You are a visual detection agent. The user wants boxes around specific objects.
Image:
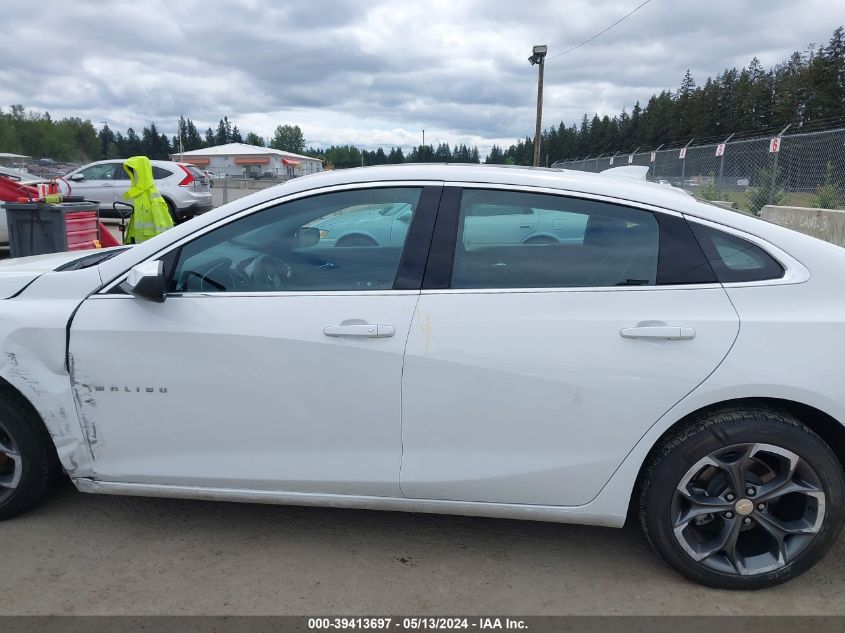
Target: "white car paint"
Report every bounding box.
[0,164,844,529]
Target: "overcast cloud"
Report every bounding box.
[0,0,842,155]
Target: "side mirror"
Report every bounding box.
[68,173,85,182]
[295,226,320,247]
[120,260,166,302]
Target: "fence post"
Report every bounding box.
[222,175,228,205]
[680,138,694,186]
[650,144,663,179]
[717,133,735,193]
[769,124,791,205]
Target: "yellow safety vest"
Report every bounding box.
[122,155,174,244]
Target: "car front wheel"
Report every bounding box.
[0,391,57,520]
[639,407,845,589]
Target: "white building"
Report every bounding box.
[171,143,322,179]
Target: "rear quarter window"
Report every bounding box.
[688,222,784,283]
[152,166,173,180]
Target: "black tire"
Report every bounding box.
[164,199,180,224]
[523,236,557,245]
[0,390,58,520]
[639,407,845,589]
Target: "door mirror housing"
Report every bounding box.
[120,260,166,302]
[295,226,321,247]
[68,173,85,182]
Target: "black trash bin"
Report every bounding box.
[5,201,100,258]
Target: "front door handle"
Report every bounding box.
[323,324,395,338]
[620,325,696,340]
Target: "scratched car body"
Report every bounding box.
[0,163,843,590]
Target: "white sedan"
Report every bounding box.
[0,164,842,590]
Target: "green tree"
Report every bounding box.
[485,145,505,164]
[747,166,784,215]
[814,162,843,209]
[270,124,305,153]
[215,117,232,145]
[98,124,116,159]
[244,131,265,146]
[185,119,203,150]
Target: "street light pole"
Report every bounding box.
[529,45,547,167]
[422,129,425,162]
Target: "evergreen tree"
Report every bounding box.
[244,131,265,146]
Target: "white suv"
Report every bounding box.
[62,159,213,222]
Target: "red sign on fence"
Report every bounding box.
[769,137,781,153]
[716,143,726,157]
[679,147,687,159]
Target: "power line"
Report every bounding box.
[546,0,653,62]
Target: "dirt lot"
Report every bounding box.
[0,480,843,615]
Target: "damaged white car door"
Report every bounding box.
[67,186,430,496]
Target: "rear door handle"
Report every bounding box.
[620,326,696,340]
[323,324,395,338]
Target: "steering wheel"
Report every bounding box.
[248,255,293,291]
[184,257,252,292]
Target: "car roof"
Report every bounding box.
[256,163,698,213]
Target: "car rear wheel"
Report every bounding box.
[639,407,844,589]
[165,199,179,224]
[0,391,58,520]
[335,235,377,247]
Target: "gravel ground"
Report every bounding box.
[0,480,843,615]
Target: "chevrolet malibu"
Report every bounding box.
[0,164,842,590]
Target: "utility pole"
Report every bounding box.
[178,116,184,162]
[529,45,547,167]
[422,129,425,162]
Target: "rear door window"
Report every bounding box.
[451,190,660,288]
[688,222,784,283]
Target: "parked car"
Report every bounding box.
[0,164,843,590]
[307,201,588,248]
[61,159,213,222]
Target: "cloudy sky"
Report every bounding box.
[0,0,842,155]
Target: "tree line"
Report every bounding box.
[308,143,482,169]
[0,109,312,163]
[491,26,845,165]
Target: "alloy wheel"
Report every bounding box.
[0,419,23,504]
[672,443,825,576]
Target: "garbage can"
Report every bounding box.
[5,201,101,258]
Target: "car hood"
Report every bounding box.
[0,250,108,298]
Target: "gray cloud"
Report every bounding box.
[0,0,842,156]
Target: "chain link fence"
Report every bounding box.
[553,127,845,214]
